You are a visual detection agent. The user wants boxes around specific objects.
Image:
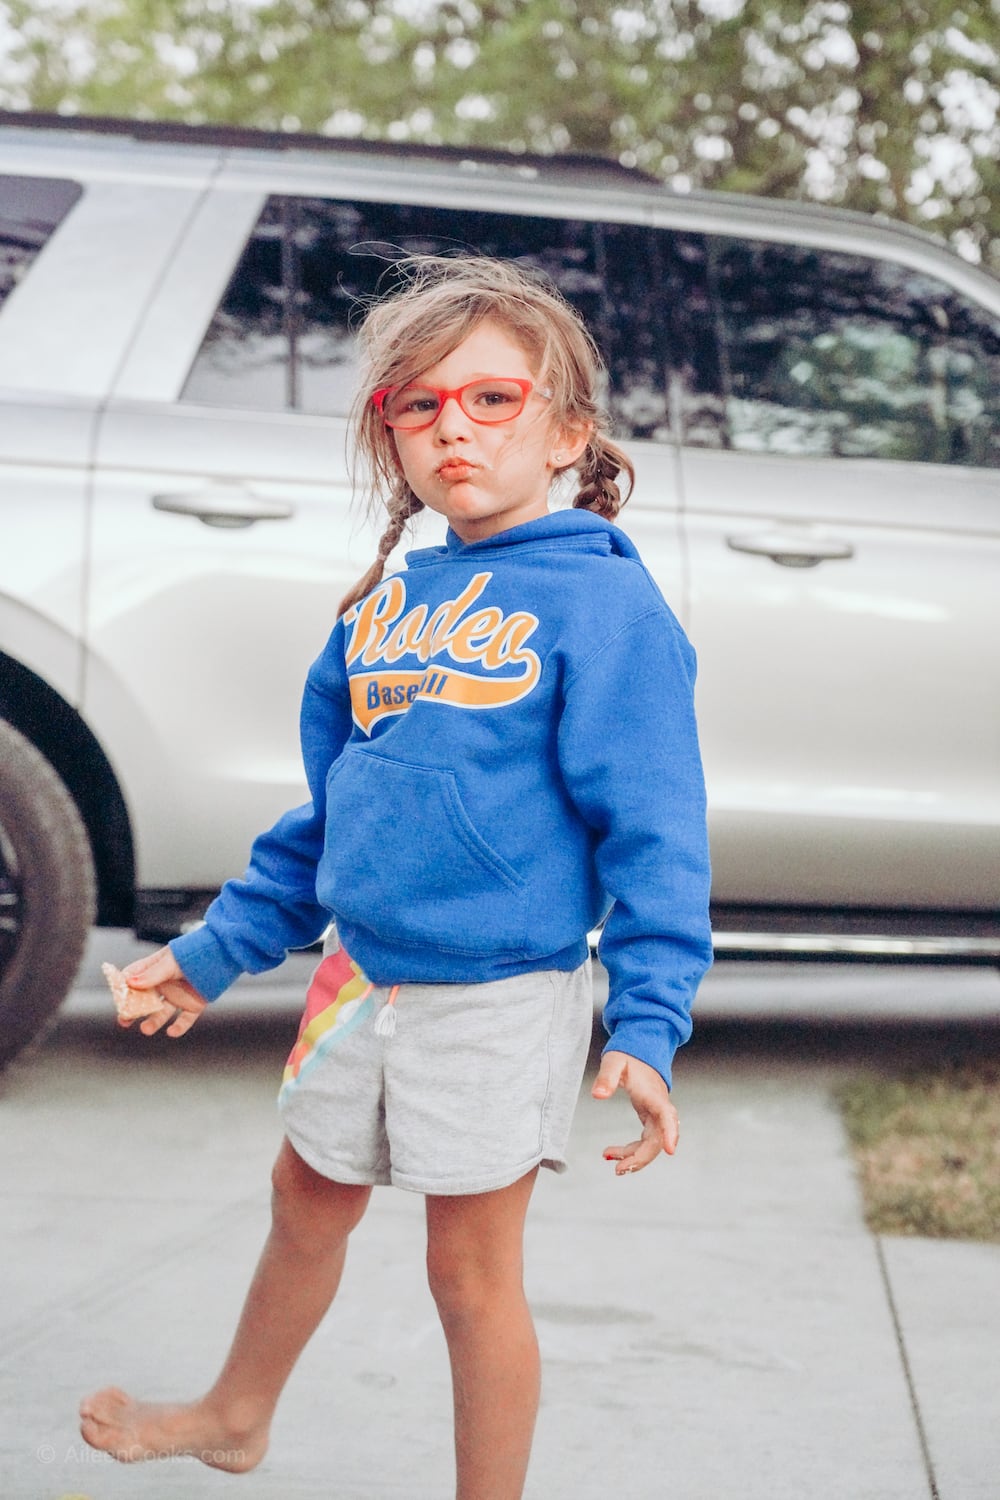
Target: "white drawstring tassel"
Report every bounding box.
[374,1004,397,1038]
[374,984,400,1038]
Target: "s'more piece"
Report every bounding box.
[101,961,167,1021]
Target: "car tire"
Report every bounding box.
[0,719,96,1069]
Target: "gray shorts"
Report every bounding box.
[277,942,594,1196]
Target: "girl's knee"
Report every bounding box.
[427,1259,484,1329]
[427,1264,530,1342]
[270,1141,370,1240]
[426,1236,525,1328]
[425,1175,535,1322]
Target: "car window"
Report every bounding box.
[180,197,667,441]
[696,239,1000,468]
[645,229,719,446]
[0,174,82,312]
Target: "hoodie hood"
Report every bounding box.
[405,508,643,568]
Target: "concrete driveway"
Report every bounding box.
[1,934,998,1500]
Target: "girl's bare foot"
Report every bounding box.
[78,1386,269,1471]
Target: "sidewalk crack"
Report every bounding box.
[875,1234,940,1500]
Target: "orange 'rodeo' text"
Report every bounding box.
[343,573,541,733]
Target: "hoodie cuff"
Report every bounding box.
[602,1018,684,1091]
[169,925,245,1002]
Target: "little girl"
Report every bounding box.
[80,254,713,1499]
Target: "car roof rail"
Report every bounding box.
[0,108,658,186]
[4,109,994,283]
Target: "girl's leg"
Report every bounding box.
[425,1167,540,1500]
[79,1138,371,1471]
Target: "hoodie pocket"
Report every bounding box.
[319,750,528,958]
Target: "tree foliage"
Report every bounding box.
[2,0,998,268]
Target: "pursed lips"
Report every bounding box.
[435,458,479,480]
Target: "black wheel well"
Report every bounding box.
[0,654,135,926]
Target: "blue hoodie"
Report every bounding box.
[170,510,712,1086]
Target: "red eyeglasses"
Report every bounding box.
[372,377,538,431]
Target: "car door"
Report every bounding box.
[86,183,386,894]
[85,171,682,896]
[669,231,1000,911]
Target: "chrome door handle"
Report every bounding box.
[726,531,854,568]
[152,488,295,529]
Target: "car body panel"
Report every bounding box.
[685,475,999,906]
[0,117,996,925]
[0,390,97,701]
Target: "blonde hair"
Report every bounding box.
[339,254,635,617]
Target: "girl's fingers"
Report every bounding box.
[591,1053,627,1098]
[594,1052,678,1171]
[603,1113,677,1173]
[122,947,183,988]
[138,1004,178,1036]
[165,1009,202,1039]
[656,1107,680,1155]
[602,1137,653,1174]
[109,949,206,1039]
[134,986,207,1038]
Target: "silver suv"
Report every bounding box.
[2,112,998,1067]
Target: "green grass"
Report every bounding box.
[835,1061,1000,1242]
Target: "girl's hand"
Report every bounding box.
[119,948,208,1038]
[592,1051,679,1174]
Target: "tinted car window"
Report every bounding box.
[647,229,720,446]
[0,175,82,311]
[181,198,668,441]
[698,240,1000,468]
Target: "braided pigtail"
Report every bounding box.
[337,483,424,619]
[573,435,635,521]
